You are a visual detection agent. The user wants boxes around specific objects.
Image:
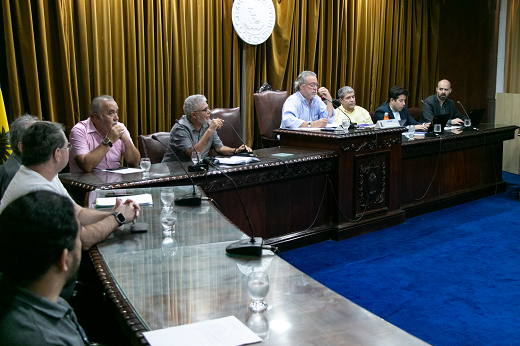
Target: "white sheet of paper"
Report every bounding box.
[143,316,262,346]
[102,168,144,174]
[216,156,260,165]
[95,194,153,207]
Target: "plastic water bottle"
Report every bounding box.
[384,112,389,120]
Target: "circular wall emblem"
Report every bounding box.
[232,0,275,45]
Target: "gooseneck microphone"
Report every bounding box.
[220,119,256,157]
[457,101,470,118]
[202,158,264,256]
[151,135,201,206]
[174,120,208,172]
[321,96,356,128]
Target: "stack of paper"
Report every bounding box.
[95,194,153,207]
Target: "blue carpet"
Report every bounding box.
[284,172,520,346]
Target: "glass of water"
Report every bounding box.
[464,118,472,127]
[191,151,200,165]
[140,158,151,175]
[160,207,177,234]
[342,118,350,131]
[434,124,442,133]
[160,187,174,210]
[408,125,415,139]
[247,272,269,312]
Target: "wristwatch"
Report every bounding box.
[308,121,312,127]
[111,212,125,226]
[102,137,113,147]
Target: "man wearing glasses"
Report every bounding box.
[281,70,335,129]
[162,94,251,163]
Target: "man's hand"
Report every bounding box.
[317,87,332,101]
[415,123,430,131]
[108,124,125,143]
[209,118,224,132]
[451,118,464,126]
[114,198,140,223]
[312,118,329,128]
[235,144,252,154]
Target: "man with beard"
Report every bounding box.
[69,95,141,172]
[281,71,335,129]
[162,94,251,163]
[421,79,464,126]
[0,191,90,345]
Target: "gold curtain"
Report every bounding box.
[1,0,439,147]
[1,0,241,143]
[504,0,520,93]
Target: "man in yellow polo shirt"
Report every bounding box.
[334,86,372,125]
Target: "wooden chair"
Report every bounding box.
[254,90,288,148]
[137,132,170,164]
[408,107,423,122]
[210,107,242,155]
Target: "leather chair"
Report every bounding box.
[137,132,170,164]
[408,107,423,122]
[210,107,243,151]
[254,90,288,148]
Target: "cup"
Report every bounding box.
[434,124,442,133]
[408,125,415,139]
[342,118,350,129]
[191,151,200,165]
[160,187,175,209]
[247,272,269,312]
[140,158,151,175]
[464,118,471,127]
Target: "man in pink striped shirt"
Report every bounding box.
[69,95,140,173]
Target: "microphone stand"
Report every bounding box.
[220,119,256,157]
[321,97,357,129]
[203,158,266,256]
[151,135,202,206]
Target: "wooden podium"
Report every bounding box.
[275,127,406,240]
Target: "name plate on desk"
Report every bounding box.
[375,119,401,129]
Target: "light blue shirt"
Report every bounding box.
[281,91,334,129]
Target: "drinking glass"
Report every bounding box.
[434,124,442,133]
[140,158,151,175]
[408,125,415,139]
[246,311,269,340]
[191,151,200,165]
[464,118,472,127]
[342,118,350,130]
[160,187,175,209]
[160,207,177,234]
[247,272,269,312]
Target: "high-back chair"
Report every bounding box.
[137,132,170,164]
[209,107,242,155]
[254,90,288,148]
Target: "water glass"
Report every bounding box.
[342,118,350,129]
[434,124,442,133]
[140,158,151,174]
[464,118,472,127]
[160,187,175,209]
[246,311,269,340]
[160,207,177,234]
[191,151,200,165]
[408,125,415,139]
[247,272,269,312]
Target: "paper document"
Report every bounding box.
[102,167,144,174]
[143,315,262,346]
[216,156,260,165]
[95,194,153,207]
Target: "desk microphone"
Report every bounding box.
[321,96,356,128]
[174,120,208,172]
[203,158,269,256]
[220,119,256,157]
[151,135,201,206]
[457,101,470,118]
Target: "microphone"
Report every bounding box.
[174,120,208,172]
[203,158,263,256]
[151,135,201,207]
[457,101,470,118]
[321,96,356,128]
[220,119,256,157]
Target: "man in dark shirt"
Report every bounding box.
[421,79,464,125]
[0,191,89,345]
[374,86,429,131]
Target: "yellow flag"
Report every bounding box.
[0,85,10,164]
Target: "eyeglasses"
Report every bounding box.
[61,143,72,151]
[195,107,210,113]
[307,82,320,89]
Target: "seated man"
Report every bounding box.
[422,79,464,126]
[0,191,89,345]
[0,121,140,250]
[69,95,140,172]
[374,86,429,131]
[334,86,372,124]
[0,114,39,199]
[281,71,335,129]
[162,94,251,162]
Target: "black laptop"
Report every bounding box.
[425,113,449,134]
[468,108,486,127]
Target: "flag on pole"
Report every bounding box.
[0,85,10,164]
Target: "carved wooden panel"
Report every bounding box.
[354,152,389,216]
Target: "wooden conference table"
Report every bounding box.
[88,186,430,346]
